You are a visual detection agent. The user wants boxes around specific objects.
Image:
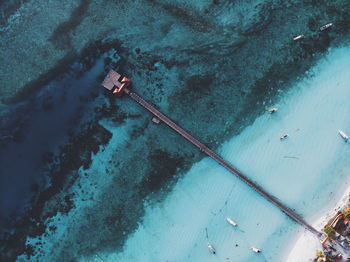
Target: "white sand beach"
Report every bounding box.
[286,181,350,262]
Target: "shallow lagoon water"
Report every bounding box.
[2,1,350,261]
[9,45,350,262]
[96,46,350,262]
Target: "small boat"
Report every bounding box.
[320,23,333,31]
[268,107,278,113]
[226,217,238,227]
[207,243,216,254]
[280,134,289,140]
[293,34,304,41]
[151,117,160,124]
[251,247,261,253]
[338,130,349,142]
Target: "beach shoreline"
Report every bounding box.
[286,180,350,262]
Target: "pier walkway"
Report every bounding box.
[102,71,321,237]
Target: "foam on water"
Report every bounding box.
[93,46,350,262]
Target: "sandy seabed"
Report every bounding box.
[14,44,350,262]
[74,47,350,261]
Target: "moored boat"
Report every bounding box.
[226,217,238,227]
[207,243,216,254]
[280,134,289,140]
[268,107,278,113]
[293,34,304,41]
[320,23,333,31]
[338,130,349,142]
[251,247,262,253]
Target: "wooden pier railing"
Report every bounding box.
[102,71,321,237]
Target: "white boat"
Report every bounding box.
[251,247,261,253]
[268,107,278,113]
[293,34,304,41]
[320,23,333,31]
[338,130,349,142]
[151,117,160,124]
[207,243,216,254]
[280,134,289,140]
[226,217,238,227]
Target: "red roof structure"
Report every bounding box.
[102,70,130,96]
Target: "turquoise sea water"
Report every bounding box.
[89,46,350,262]
[11,45,350,262]
[1,1,350,262]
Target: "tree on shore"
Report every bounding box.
[316,249,325,258]
[343,207,350,218]
[324,225,336,238]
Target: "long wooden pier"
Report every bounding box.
[102,71,321,237]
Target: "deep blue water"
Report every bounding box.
[1,1,350,261]
[0,62,102,228]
